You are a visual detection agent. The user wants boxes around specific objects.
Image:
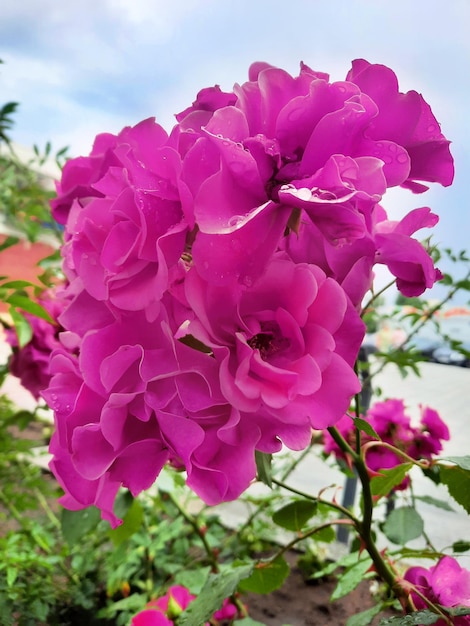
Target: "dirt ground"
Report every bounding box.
[243,553,397,626]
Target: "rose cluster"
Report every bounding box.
[131,585,237,625]
[44,59,453,526]
[405,557,470,624]
[323,398,450,488]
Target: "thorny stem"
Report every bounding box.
[271,477,358,523]
[327,425,414,612]
[361,440,430,470]
[167,493,249,621]
[271,519,354,562]
[167,491,219,573]
[361,279,396,314]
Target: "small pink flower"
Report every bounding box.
[323,399,449,492]
[6,290,66,400]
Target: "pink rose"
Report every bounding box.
[405,557,470,624]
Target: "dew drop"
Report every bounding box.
[396,152,409,164]
[228,215,244,228]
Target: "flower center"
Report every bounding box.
[247,321,291,361]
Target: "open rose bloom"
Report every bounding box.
[43,59,453,526]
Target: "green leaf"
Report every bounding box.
[314,525,336,543]
[6,567,17,588]
[331,556,373,601]
[450,607,470,617]
[370,464,412,498]
[354,417,381,440]
[7,294,54,322]
[311,550,369,580]
[383,507,424,545]
[378,610,440,625]
[346,604,383,626]
[272,500,318,531]
[173,567,211,595]
[440,466,470,513]
[413,495,454,511]
[61,506,102,545]
[108,498,144,546]
[9,307,32,347]
[452,540,470,553]
[0,236,19,252]
[178,562,253,625]
[113,490,135,519]
[0,280,38,290]
[234,619,267,626]
[255,451,272,488]
[238,556,289,595]
[97,593,147,618]
[443,455,470,471]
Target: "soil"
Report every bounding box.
[243,558,397,625]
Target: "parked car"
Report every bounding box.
[407,329,443,362]
[433,340,470,367]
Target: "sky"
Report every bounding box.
[1,0,469,301]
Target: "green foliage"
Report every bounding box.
[0,100,19,144]
[272,500,318,531]
[255,450,273,487]
[378,611,441,625]
[354,416,381,440]
[0,152,63,242]
[238,555,289,594]
[330,556,374,601]
[178,563,253,625]
[346,604,383,626]
[382,507,424,545]
[440,465,470,514]
[370,464,412,498]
